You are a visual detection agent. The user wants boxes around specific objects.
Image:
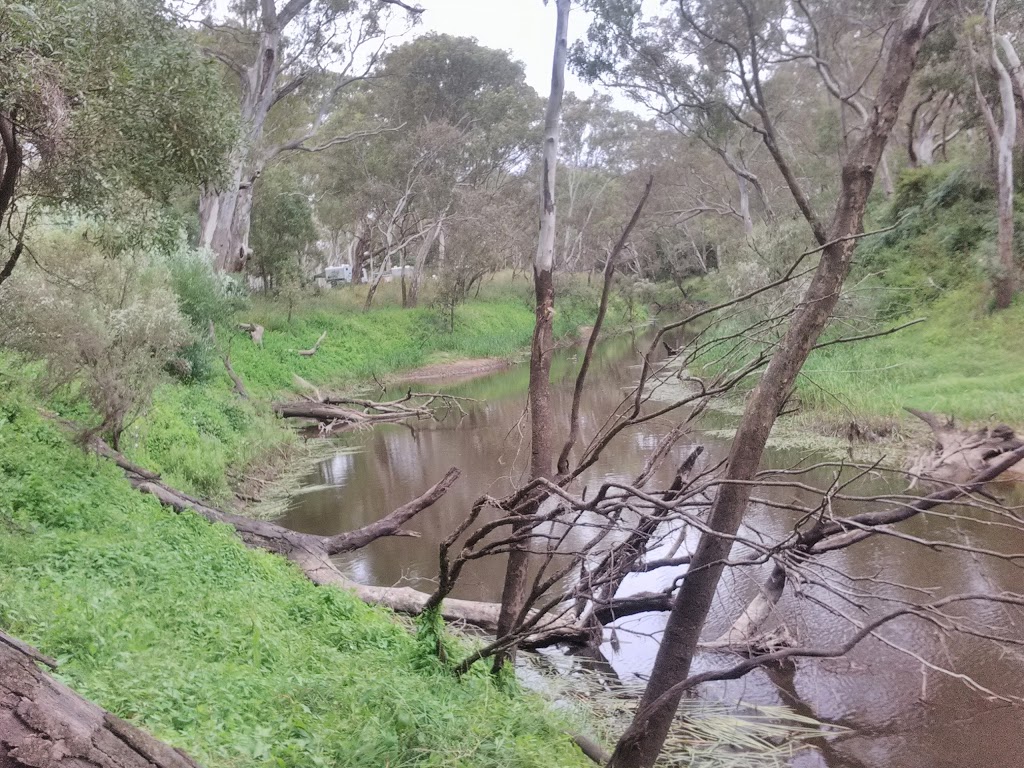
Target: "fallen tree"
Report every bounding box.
[907,408,1024,484]
[0,631,201,768]
[273,387,473,435]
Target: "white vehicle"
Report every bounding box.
[324,264,353,284]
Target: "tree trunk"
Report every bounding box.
[0,633,202,768]
[608,3,933,765]
[200,5,292,273]
[990,17,1018,309]
[737,174,754,237]
[491,0,570,673]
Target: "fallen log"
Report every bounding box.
[906,408,1024,485]
[0,631,202,767]
[297,331,327,357]
[273,389,472,435]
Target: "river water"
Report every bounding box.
[277,331,1024,767]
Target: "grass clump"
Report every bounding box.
[0,393,589,768]
[797,288,1024,423]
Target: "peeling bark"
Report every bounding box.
[0,632,201,767]
[492,0,571,671]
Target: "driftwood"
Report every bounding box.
[86,437,524,631]
[906,408,1024,485]
[297,331,327,357]
[237,323,264,346]
[274,387,472,435]
[0,631,202,767]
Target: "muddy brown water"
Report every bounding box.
[277,331,1024,768]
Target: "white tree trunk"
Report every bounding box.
[492,0,571,670]
[200,5,292,273]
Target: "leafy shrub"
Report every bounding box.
[0,234,188,449]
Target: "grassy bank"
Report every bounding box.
[681,161,1024,437]
[0,390,590,767]
[797,288,1024,425]
[122,276,638,500]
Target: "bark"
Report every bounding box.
[492,0,570,672]
[987,5,1018,309]
[0,632,202,767]
[199,1,306,272]
[906,408,1024,484]
[608,3,934,765]
[0,111,25,289]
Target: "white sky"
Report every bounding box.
[414,0,593,98]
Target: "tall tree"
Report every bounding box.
[194,0,419,273]
[492,0,571,673]
[969,0,1018,309]
[574,0,937,764]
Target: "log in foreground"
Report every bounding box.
[0,631,201,767]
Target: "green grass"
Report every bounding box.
[0,394,589,767]
[797,288,1024,424]
[109,278,638,500]
[231,279,636,395]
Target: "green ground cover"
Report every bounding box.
[0,393,589,767]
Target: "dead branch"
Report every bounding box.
[297,330,327,357]
[906,409,1024,484]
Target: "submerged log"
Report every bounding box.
[0,632,201,767]
[906,408,1024,485]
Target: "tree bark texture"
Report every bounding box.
[199,3,294,273]
[988,3,1018,309]
[608,3,934,765]
[0,633,202,768]
[492,0,570,670]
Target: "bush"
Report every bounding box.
[0,233,189,449]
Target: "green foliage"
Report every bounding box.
[124,381,286,501]
[797,288,1024,422]
[249,167,319,292]
[228,280,638,395]
[168,247,247,330]
[0,0,236,232]
[0,398,588,767]
[859,162,995,319]
[0,231,189,449]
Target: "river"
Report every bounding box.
[276,330,1024,768]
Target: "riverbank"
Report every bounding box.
[0,282,641,766]
[0,390,592,767]
[125,280,639,502]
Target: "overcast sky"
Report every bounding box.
[414,0,593,98]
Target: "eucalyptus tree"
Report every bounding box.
[0,0,235,289]
[192,0,420,273]
[490,0,572,673]
[310,33,541,305]
[967,0,1021,309]
[576,0,937,764]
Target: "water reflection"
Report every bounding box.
[276,331,1024,768]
